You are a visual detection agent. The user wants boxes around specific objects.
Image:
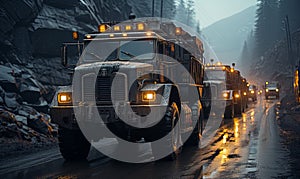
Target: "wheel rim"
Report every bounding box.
[171,112,182,153]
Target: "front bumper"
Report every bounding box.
[266,91,279,97]
[50,104,167,130]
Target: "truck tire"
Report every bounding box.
[203,105,211,119]
[234,102,242,117]
[58,127,91,161]
[186,108,203,146]
[224,105,234,119]
[152,102,182,161]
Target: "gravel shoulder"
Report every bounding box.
[279,94,300,178]
[0,137,58,161]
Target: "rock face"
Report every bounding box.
[0,0,132,142]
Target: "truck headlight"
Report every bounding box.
[223,92,229,99]
[142,91,156,101]
[276,89,279,92]
[234,94,240,98]
[58,92,72,105]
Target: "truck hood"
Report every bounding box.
[204,80,225,85]
[75,61,153,72]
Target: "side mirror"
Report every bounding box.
[61,45,68,67]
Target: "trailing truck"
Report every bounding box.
[202,62,248,119]
[50,18,205,161]
[248,84,258,102]
[202,63,234,119]
[264,81,280,99]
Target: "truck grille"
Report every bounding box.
[95,73,127,104]
[96,76,112,102]
[111,73,127,102]
[82,74,96,102]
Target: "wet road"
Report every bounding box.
[0,96,293,178]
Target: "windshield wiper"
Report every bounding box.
[121,50,136,58]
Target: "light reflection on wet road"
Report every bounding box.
[0,97,293,178]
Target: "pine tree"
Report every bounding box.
[126,0,176,19]
[186,0,196,27]
[163,0,176,19]
[175,0,196,28]
[279,0,300,33]
[254,0,281,58]
[175,0,187,24]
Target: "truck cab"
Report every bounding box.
[203,63,236,119]
[265,81,280,99]
[248,84,257,101]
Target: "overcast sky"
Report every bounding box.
[195,0,257,28]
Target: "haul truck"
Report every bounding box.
[202,62,248,119]
[50,18,205,161]
[265,81,280,99]
[202,63,235,119]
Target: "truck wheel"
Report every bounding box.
[203,105,211,119]
[224,105,234,119]
[186,108,204,146]
[58,127,91,161]
[234,102,242,117]
[152,102,182,161]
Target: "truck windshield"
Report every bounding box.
[249,85,256,90]
[205,70,226,80]
[82,39,155,62]
[266,83,277,88]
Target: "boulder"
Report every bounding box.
[19,84,41,104]
[3,123,20,138]
[19,105,38,116]
[44,0,79,9]
[27,114,52,135]
[0,86,4,104]
[0,0,43,44]
[26,97,49,113]
[4,93,20,110]
[0,65,17,93]
[0,109,17,124]
[15,115,28,125]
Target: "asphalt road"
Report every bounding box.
[0,96,293,178]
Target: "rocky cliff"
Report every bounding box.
[0,0,132,149]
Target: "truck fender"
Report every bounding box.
[140,84,181,112]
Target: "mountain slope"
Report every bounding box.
[202,6,256,65]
